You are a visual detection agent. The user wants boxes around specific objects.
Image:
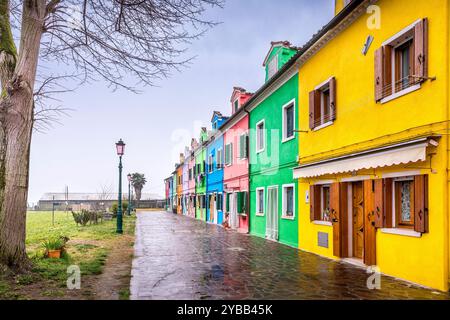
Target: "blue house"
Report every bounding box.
[206,111,228,225]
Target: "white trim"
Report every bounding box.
[281,99,296,143]
[381,170,421,179]
[380,84,421,104]
[340,175,372,182]
[312,120,334,131]
[255,119,266,153]
[255,187,265,216]
[312,220,332,226]
[314,76,335,90]
[281,183,296,220]
[380,228,422,238]
[314,180,335,185]
[381,18,423,46]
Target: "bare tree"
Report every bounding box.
[0,0,223,270]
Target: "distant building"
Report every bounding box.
[37,192,162,211]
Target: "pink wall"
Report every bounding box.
[223,113,249,233]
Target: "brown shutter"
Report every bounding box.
[414,175,429,233]
[383,178,393,228]
[309,91,316,129]
[374,47,383,101]
[414,18,428,81]
[329,182,348,258]
[309,185,321,221]
[374,179,384,228]
[363,180,377,266]
[383,45,393,97]
[329,77,337,121]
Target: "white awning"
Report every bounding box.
[293,138,436,179]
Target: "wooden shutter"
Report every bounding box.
[374,47,383,101]
[330,183,348,258]
[329,77,337,121]
[309,185,321,221]
[309,91,316,129]
[373,178,393,228]
[414,175,429,233]
[244,134,249,159]
[239,135,244,159]
[242,191,248,214]
[230,143,233,165]
[414,18,428,81]
[383,45,393,97]
[363,180,377,266]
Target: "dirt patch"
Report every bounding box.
[92,234,134,300]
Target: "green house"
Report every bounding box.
[195,127,208,221]
[247,41,299,248]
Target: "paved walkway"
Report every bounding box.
[130,211,449,300]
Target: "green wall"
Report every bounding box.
[195,147,207,221]
[249,74,299,248]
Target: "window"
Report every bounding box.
[394,178,415,228]
[217,193,223,211]
[256,120,265,152]
[309,77,336,130]
[216,148,223,169]
[282,100,295,141]
[234,100,239,113]
[282,184,295,219]
[321,185,331,221]
[310,184,332,222]
[267,54,278,79]
[208,154,214,173]
[201,195,206,209]
[225,143,233,166]
[239,134,249,159]
[256,188,265,215]
[375,18,428,102]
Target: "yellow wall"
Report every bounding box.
[297,0,450,290]
[334,0,345,15]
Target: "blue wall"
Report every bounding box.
[206,134,224,225]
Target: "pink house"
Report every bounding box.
[187,138,198,218]
[223,87,253,233]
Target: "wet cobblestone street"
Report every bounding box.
[130,211,450,300]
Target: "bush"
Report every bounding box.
[72,210,102,226]
[110,202,128,217]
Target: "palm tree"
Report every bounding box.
[131,173,147,207]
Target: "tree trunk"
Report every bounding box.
[0,0,46,270]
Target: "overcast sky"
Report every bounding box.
[28,0,333,205]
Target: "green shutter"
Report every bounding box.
[237,192,243,214]
[230,143,233,164]
[239,135,244,159]
[226,193,230,212]
[244,135,249,159]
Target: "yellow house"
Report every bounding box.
[291,0,450,291]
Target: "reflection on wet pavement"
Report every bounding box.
[130,211,450,300]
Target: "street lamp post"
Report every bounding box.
[127,173,132,216]
[115,139,125,234]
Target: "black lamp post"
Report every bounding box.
[127,173,132,216]
[115,139,125,234]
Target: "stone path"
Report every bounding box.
[130,211,449,300]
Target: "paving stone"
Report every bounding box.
[130,211,450,300]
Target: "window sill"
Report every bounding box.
[312,220,332,226]
[281,215,295,220]
[256,148,265,154]
[282,135,295,143]
[380,228,422,238]
[312,121,334,132]
[256,213,265,217]
[380,84,421,104]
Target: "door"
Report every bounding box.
[213,193,218,224]
[265,187,279,241]
[352,182,364,259]
[209,194,215,223]
[229,193,239,229]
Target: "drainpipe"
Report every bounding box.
[244,107,251,234]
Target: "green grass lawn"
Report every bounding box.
[0,211,135,300]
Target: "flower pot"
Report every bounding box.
[47,249,61,259]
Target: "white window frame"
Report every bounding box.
[320,184,331,222]
[255,187,265,216]
[239,133,248,159]
[208,154,214,173]
[281,183,295,220]
[391,176,415,229]
[256,119,266,154]
[216,148,223,170]
[233,99,239,113]
[282,99,296,143]
[267,54,279,79]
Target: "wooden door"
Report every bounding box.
[352,182,364,259]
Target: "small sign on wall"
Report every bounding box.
[305,190,309,204]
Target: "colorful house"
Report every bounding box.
[171,170,177,213]
[223,87,253,233]
[206,111,229,225]
[187,139,198,218]
[164,176,172,212]
[291,0,449,291]
[182,148,190,215]
[195,128,208,221]
[246,41,300,248]
[176,160,183,214]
